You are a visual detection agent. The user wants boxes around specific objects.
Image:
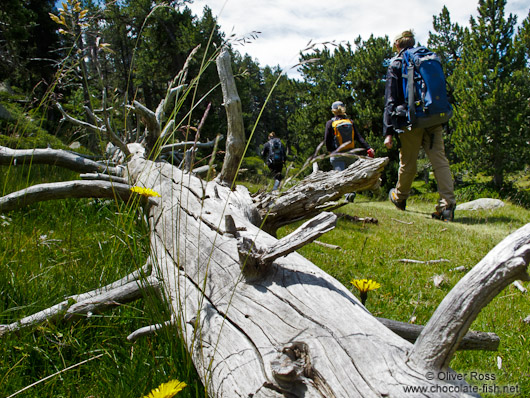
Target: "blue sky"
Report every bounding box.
[187,0,529,79]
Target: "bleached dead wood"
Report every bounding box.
[397,258,450,264]
[215,47,245,185]
[127,319,175,342]
[376,318,500,351]
[512,280,527,293]
[314,240,341,250]
[4,143,520,396]
[238,212,337,281]
[0,265,159,336]
[253,156,387,236]
[391,217,413,224]
[0,180,136,212]
[160,136,222,153]
[0,145,122,175]
[80,173,129,184]
[125,151,517,397]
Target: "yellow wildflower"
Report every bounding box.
[130,186,161,198]
[350,279,380,305]
[143,380,187,398]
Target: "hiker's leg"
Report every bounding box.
[396,127,422,200]
[271,166,284,191]
[330,156,346,171]
[424,125,455,212]
[331,155,357,202]
[343,155,357,169]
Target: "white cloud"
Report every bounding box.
[186,0,529,78]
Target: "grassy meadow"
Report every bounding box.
[278,191,530,398]
[1,161,529,398]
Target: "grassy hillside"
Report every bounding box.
[1,159,529,397]
[0,165,203,398]
[279,193,529,397]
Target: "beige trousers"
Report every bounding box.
[396,124,455,212]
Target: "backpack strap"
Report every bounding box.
[403,50,417,126]
[406,63,416,126]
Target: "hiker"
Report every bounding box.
[324,100,374,202]
[261,132,287,191]
[383,30,456,221]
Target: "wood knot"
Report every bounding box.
[237,237,268,282]
[225,215,238,237]
[224,215,247,238]
[271,341,313,386]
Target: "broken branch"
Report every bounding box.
[0,146,123,175]
[0,180,138,212]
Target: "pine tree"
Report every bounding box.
[428,6,465,78]
[289,38,390,166]
[450,0,528,188]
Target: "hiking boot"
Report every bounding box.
[345,192,357,203]
[388,188,406,211]
[431,205,455,222]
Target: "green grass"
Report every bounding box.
[1,163,529,397]
[0,166,204,398]
[278,194,529,398]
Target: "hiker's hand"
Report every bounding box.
[384,135,393,149]
[366,148,375,158]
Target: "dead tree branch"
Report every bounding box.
[215,47,245,185]
[159,136,222,154]
[80,173,129,184]
[129,100,161,149]
[0,180,139,212]
[0,264,158,336]
[254,157,388,235]
[376,317,500,351]
[0,145,123,175]
[102,88,131,157]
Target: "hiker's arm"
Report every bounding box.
[353,121,371,150]
[324,120,335,153]
[383,61,402,138]
[384,135,393,149]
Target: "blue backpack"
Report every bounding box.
[401,46,453,129]
[268,138,284,166]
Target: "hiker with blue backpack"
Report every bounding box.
[383,30,456,221]
[325,100,374,202]
[261,132,287,191]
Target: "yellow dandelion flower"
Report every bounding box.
[350,279,380,305]
[130,186,161,198]
[143,380,187,398]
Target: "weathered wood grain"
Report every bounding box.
[127,154,490,397]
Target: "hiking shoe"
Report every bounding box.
[388,188,406,211]
[345,192,357,203]
[431,205,455,222]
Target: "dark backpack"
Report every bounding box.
[331,118,355,151]
[400,46,453,129]
[268,138,284,166]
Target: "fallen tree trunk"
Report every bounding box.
[123,147,529,397]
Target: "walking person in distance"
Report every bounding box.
[383,30,456,221]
